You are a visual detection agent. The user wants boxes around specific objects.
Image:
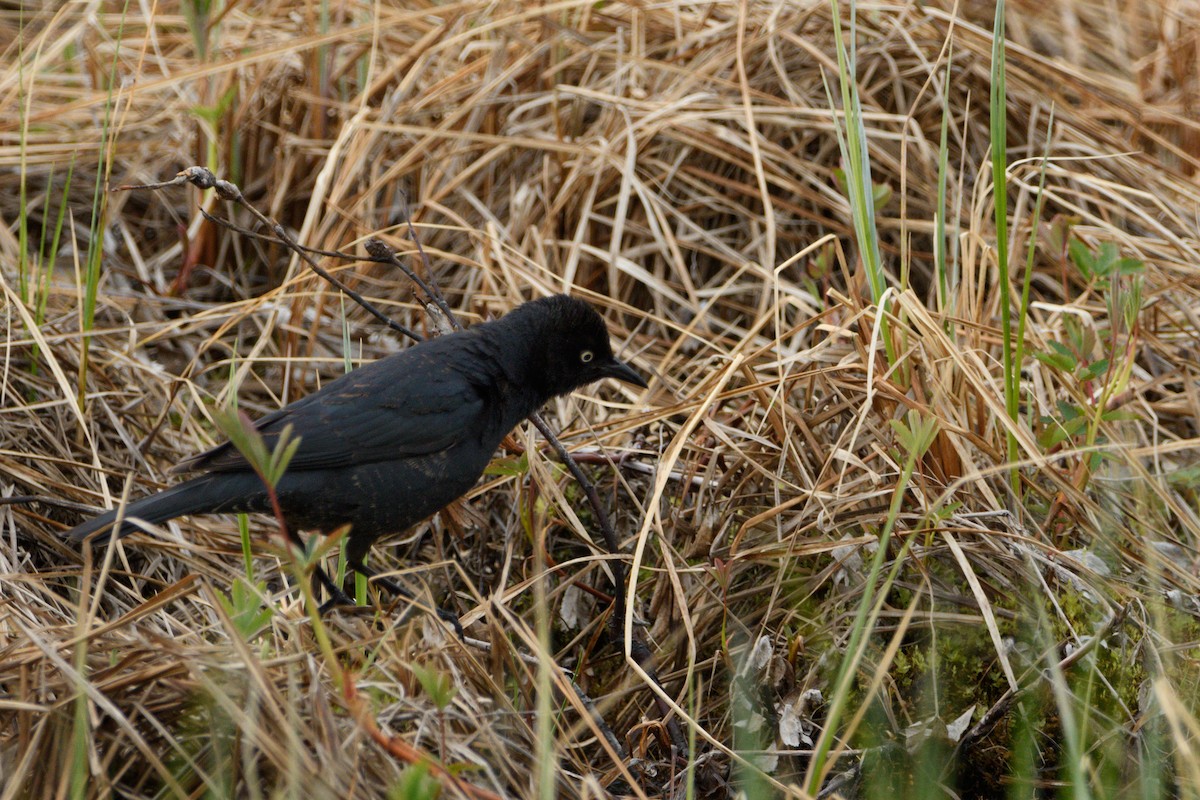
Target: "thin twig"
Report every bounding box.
[136,168,420,343]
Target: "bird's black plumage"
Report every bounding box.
[65,295,646,608]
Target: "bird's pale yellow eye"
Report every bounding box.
[580,350,594,363]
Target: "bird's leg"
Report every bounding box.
[281,524,354,611]
[348,557,464,640]
[314,565,356,612]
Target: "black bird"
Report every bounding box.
[65,294,646,623]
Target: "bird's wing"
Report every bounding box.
[177,349,486,473]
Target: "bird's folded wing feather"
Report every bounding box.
[176,355,485,473]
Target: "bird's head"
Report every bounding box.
[507,295,647,399]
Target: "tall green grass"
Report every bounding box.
[77,1,133,405]
[823,0,895,365]
[934,42,956,328]
[803,411,939,794]
[989,0,1021,493]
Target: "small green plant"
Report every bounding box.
[208,404,346,690]
[335,300,369,604]
[205,407,300,641]
[729,638,775,798]
[412,663,458,711]
[76,15,126,405]
[209,407,301,508]
[183,0,217,60]
[164,690,238,798]
[802,241,837,300]
[824,0,895,366]
[804,410,938,794]
[188,85,238,173]
[1034,238,1143,471]
[1068,240,1145,289]
[412,662,458,765]
[387,761,442,800]
[21,159,76,382]
[216,577,273,641]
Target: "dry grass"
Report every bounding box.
[4,0,1200,797]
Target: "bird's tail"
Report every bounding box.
[64,475,263,545]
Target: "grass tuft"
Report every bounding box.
[4,1,1200,797]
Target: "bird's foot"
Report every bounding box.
[377,578,464,642]
[433,605,465,641]
[310,563,357,613]
[352,567,465,641]
[317,585,356,614]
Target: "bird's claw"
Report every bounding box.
[435,606,465,641]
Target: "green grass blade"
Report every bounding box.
[990,0,1019,493]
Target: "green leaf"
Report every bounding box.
[1045,215,1080,256]
[1039,425,1071,450]
[1092,241,1120,276]
[483,454,528,477]
[411,663,457,711]
[210,406,301,490]
[387,761,441,800]
[1167,464,1200,489]
[1034,350,1075,373]
[265,423,301,484]
[1035,340,1078,373]
[1055,400,1084,421]
[889,410,939,459]
[1068,238,1094,278]
[211,406,269,473]
[832,167,849,196]
[217,578,273,640]
[871,181,892,208]
[1047,339,1075,359]
[1114,257,1145,276]
[1077,359,1109,381]
[188,86,238,126]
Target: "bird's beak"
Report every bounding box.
[602,358,648,388]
